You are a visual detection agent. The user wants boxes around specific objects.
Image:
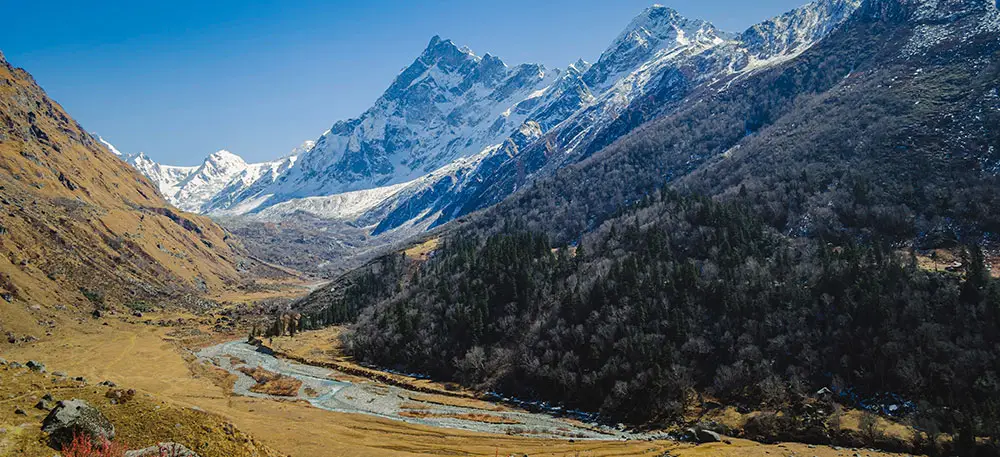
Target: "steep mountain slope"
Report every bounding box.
[250,0,860,237]
[293,0,1000,451]
[258,38,560,201]
[120,1,861,257]
[418,0,862,234]
[0,51,253,339]
[462,0,1000,245]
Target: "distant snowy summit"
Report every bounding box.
[100,0,863,235]
[95,134,309,213]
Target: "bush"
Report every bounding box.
[124,301,153,313]
[62,434,128,457]
[859,411,884,444]
[79,288,105,306]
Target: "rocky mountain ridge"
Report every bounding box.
[125,0,865,257]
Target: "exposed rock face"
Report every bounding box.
[690,428,722,443]
[125,443,200,457]
[41,399,115,449]
[268,312,302,337]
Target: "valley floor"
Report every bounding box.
[0,316,919,457]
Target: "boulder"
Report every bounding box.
[26,360,46,372]
[35,399,54,410]
[105,389,136,404]
[125,443,200,457]
[41,399,115,449]
[684,427,722,444]
[695,428,722,443]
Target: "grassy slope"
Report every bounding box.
[0,51,263,339]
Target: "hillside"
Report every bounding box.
[0,50,258,342]
[292,0,1000,454]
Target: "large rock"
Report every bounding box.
[685,427,722,444]
[125,443,200,457]
[41,399,115,449]
[695,428,722,443]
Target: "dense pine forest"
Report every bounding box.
[301,190,999,453]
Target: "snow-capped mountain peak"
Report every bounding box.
[94,134,306,213]
[256,36,564,208]
[289,140,316,157]
[111,0,869,242]
[197,149,247,176]
[583,5,724,92]
[740,0,862,60]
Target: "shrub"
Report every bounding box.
[859,411,884,444]
[80,288,105,306]
[62,434,128,457]
[125,301,153,313]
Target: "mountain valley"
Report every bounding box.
[2,0,1000,456]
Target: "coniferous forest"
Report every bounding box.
[297,189,999,454]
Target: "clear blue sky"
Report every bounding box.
[1,0,808,165]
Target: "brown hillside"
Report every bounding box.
[0,50,254,338]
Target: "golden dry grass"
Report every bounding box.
[398,401,430,411]
[0,365,283,457]
[397,411,523,425]
[268,327,481,400]
[405,392,509,412]
[237,366,303,397]
[671,438,914,457]
[908,248,1000,279]
[0,318,924,457]
[839,409,916,442]
[403,237,440,261]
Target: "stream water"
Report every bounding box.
[197,341,636,440]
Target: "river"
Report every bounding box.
[197,340,642,440]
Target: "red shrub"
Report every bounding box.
[62,433,128,457]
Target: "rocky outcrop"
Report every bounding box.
[125,443,200,457]
[687,427,723,443]
[41,399,115,449]
[267,312,302,337]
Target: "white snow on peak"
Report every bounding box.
[94,134,124,157]
[250,37,564,207]
[116,0,865,235]
[98,135,308,213]
[581,5,725,94]
[289,140,316,156]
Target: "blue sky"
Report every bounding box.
[2,0,808,165]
